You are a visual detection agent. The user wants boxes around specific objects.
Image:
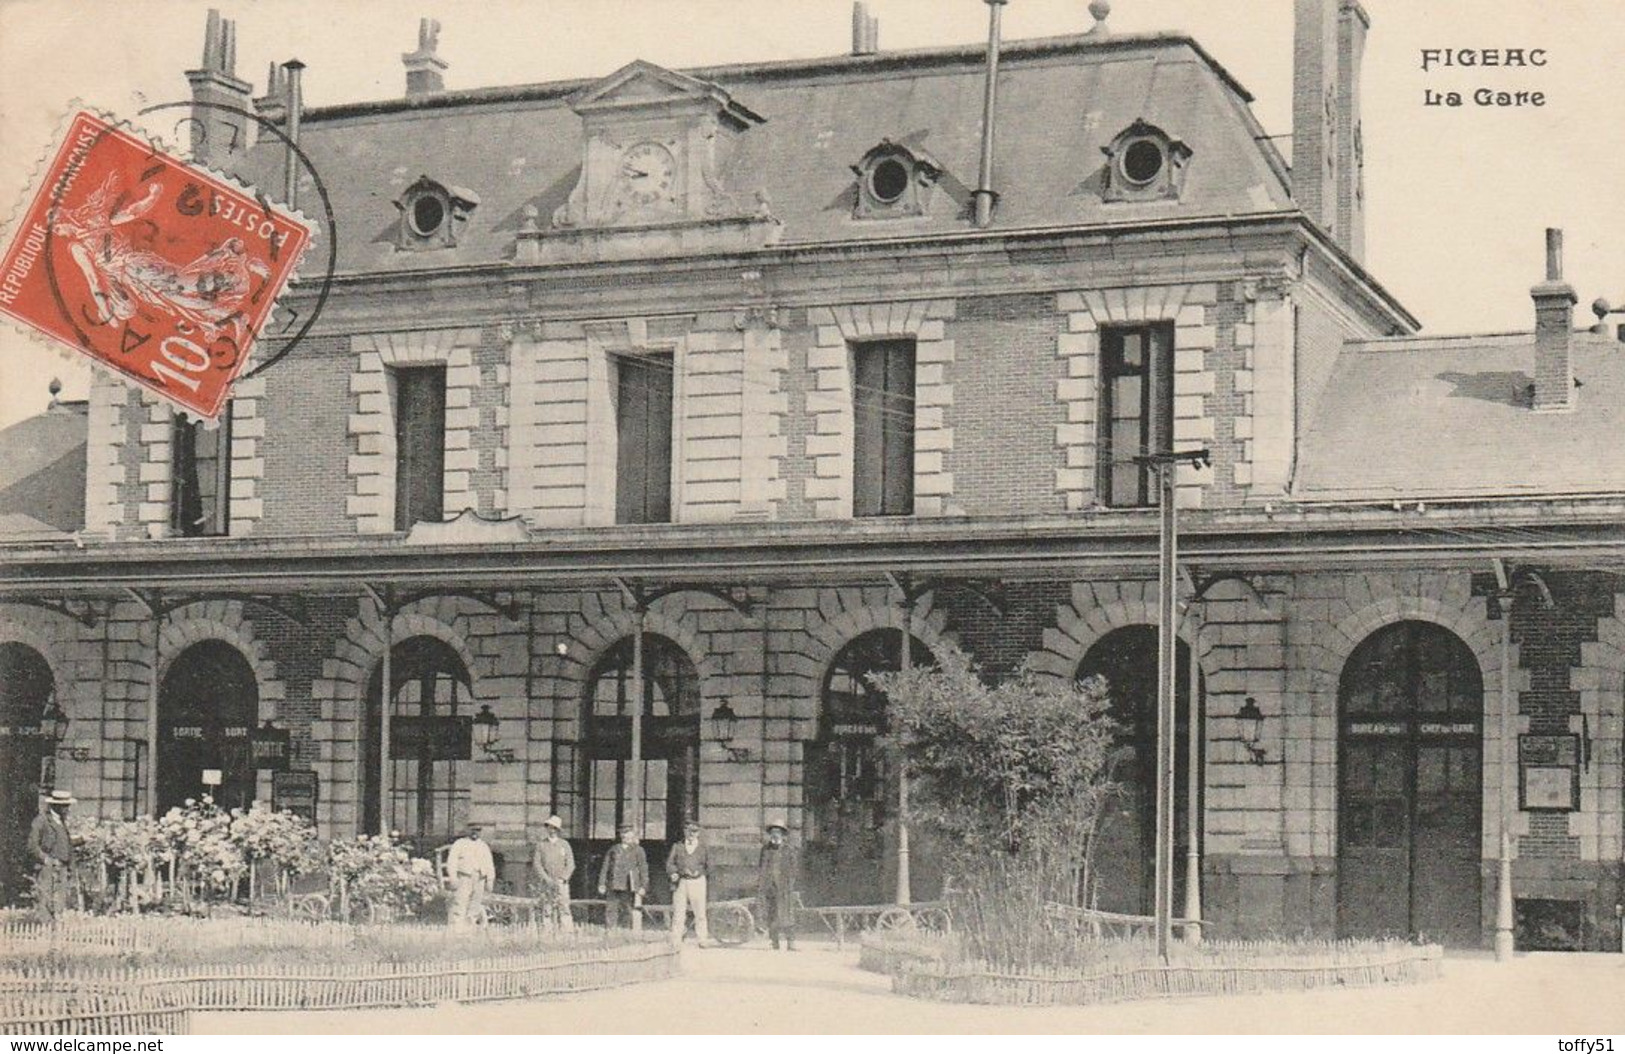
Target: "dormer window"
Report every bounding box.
[853,141,941,220]
[394,176,478,249]
[1101,121,1192,203]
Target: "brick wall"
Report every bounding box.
[258,336,351,536]
[950,294,1065,517]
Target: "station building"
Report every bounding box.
[2,1,1622,948]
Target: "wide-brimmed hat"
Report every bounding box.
[765,820,788,833]
[683,820,702,833]
[618,822,637,834]
[543,815,563,830]
[45,789,74,807]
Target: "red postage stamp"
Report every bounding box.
[0,110,310,419]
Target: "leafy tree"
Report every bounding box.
[871,644,1120,967]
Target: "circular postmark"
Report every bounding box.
[37,101,336,410]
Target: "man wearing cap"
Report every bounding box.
[531,815,575,931]
[28,790,76,923]
[664,820,711,948]
[446,822,495,928]
[757,821,799,950]
[597,823,648,929]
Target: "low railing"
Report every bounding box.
[0,915,680,1034]
[1043,902,1203,941]
[891,942,1443,1007]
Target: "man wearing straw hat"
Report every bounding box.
[531,814,575,931]
[28,789,76,923]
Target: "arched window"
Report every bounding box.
[1076,626,1202,916]
[1338,620,1483,945]
[363,636,473,847]
[579,635,700,850]
[158,640,259,814]
[806,628,930,905]
[0,644,55,906]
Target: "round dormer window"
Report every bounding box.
[868,157,911,204]
[409,194,447,237]
[1121,139,1165,186]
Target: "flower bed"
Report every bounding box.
[867,934,1443,1007]
[0,915,679,1034]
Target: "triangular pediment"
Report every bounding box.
[568,60,764,126]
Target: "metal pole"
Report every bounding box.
[630,607,646,836]
[378,589,392,835]
[145,611,160,818]
[1495,592,1515,960]
[1155,463,1177,962]
[1183,616,1203,944]
[972,0,1006,227]
[896,608,912,906]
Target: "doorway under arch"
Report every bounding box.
[576,634,701,904]
[362,635,474,849]
[1076,625,1203,917]
[158,640,260,815]
[1338,620,1483,946]
[806,628,936,906]
[0,643,56,905]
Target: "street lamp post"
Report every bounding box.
[1136,447,1210,964]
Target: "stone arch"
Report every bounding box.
[156,599,286,718]
[540,591,730,747]
[1025,580,1217,685]
[313,596,492,835]
[0,607,80,717]
[1573,593,1625,864]
[1294,577,1509,865]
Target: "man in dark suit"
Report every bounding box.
[28,789,76,923]
[757,820,799,950]
[597,822,648,929]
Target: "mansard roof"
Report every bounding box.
[1295,331,1625,501]
[234,32,1294,275]
[0,401,87,537]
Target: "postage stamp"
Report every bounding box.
[0,110,311,419]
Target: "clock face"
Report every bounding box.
[616,142,678,211]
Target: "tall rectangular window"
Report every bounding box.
[1098,324,1174,508]
[171,405,231,537]
[852,339,915,517]
[615,351,673,525]
[393,365,446,530]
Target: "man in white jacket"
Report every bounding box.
[446,822,495,927]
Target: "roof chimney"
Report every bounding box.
[282,60,305,210]
[1292,0,1368,262]
[254,62,288,123]
[184,9,252,166]
[851,3,878,56]
[403,18,448,95]
[1531,228,1577,413]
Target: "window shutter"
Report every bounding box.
[615,353,673,524]
[853,340,915,516]
[393,366,447,530]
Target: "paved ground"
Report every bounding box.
[197,944,1625,1035]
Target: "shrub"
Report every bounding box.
[327,833,441,921]
[871,645,1119,969]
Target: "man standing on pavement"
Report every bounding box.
[531,815,575,931]
[446,822,495,928]
[757,820,799,950]
[28,789,76,923]
[597,822,648,929]
[664,819,711,948]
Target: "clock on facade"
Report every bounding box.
[616,142,678,212]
